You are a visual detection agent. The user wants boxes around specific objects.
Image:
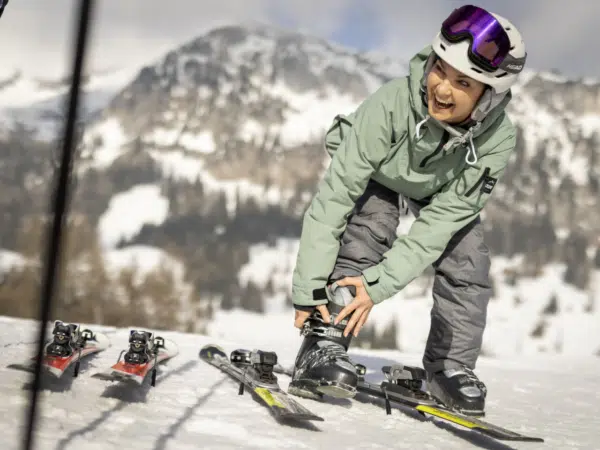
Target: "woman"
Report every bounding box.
[288,4,527,417]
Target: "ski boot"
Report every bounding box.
[288,283,359,400]
[124,330,154,364]
[46,321,80,357]
[426,366,488,417]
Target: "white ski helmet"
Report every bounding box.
[432,6,527,94]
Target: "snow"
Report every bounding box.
[178,130,216,154]
[577,114,600,138]
[83,118,129,169]
[239,118,267,143]
[506,89,590,186]
[98,184,169,248]
[103,245,185,284]
[237,238,299,313]
[148,150,205,181]
[0,249,28,272]
[147,127,183,147]
[0,315,599,450]
[0,68,137,141]
[148,150,295,216]
[102,245,193,324]
[144,126,217,154]
[269,82,359,147]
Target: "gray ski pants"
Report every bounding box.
[329,179,492,373]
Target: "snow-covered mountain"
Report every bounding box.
[0,23,599,358]
[0,67,139,140]
[1,316,599,450]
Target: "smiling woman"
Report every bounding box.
[426,58,486,124]
[288,4,528,418]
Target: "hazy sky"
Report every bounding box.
[0,0,598,79]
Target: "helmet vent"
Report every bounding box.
[471,67,483,74]
[495,72,508,78]
[440,43,446,51]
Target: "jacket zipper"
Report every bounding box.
[419,131,450,168]
[465,167,490,197]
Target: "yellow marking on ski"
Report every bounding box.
[254,387,284,408]
[416,405,488,429]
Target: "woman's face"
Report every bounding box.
[426,58,486,124]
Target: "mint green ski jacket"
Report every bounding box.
[291,45,517,307]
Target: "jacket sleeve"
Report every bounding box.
[361,133,516,304]
[291,82,400,307]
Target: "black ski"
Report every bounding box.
[274,362,543,442]
[199,344,323,422]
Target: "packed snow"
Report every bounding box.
[0,315,599,450]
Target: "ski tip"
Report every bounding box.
[199,344,227,360]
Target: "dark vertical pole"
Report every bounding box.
[0,0,9,19]
[22,2,94,449]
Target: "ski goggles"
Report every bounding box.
[441,5,526,74]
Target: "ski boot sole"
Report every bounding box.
[289,379,356,400]
[287,384,323,400]
[316,384,356,399]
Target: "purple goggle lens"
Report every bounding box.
[441,5,513,72]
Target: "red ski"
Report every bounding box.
[92,330,178,386]
[7,322,110,378]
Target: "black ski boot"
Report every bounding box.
[288,284,358,400]
[426,366,487,416]
[46,321,80,357]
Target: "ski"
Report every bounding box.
[358,363,544,442]
[199,344,324,422]
[274,362,543,442]
[7,320,110,378]
[91,330,178,386]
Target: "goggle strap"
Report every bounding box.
[498,52,527,74]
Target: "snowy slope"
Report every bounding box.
[1,316,599,450]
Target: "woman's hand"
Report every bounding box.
[294,305,331,329]
[334,276,375,337]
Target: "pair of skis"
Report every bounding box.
[7,321,178,386]
[200,343,544,444]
